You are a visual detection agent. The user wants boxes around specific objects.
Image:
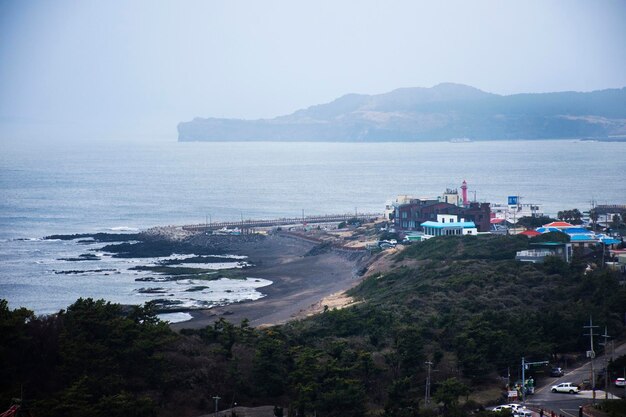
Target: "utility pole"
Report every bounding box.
[583,316,599,404]
[600,327,611,400]
[212,395,221,417]
[425,361,433,407]
[521,357,525,405]
[507,367,511,389]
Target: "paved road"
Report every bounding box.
[524,342,626,416]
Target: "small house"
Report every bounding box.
[515,242,573,263]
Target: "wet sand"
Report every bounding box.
[170,232,366,330]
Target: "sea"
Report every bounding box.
[1,138,625,319]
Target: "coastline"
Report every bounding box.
[169,231,368,330]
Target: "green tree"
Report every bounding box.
[433,378,470,415]
[252,330,287,397]
[590,209,599,231]
[384,377,420,417]
[610,214,622,231]
[557,209,583,225]
[517,216,556,229]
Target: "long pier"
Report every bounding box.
[182,212,383,233]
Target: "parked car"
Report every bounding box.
[551,382,579,394]
[491,405,513,413]
[515,410,533,417]
[550,367,564,377]
[615,378,626,387]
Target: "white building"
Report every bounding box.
[421,214,478,238]
[491,196,543,224]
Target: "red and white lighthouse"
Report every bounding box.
[461,180,468,207]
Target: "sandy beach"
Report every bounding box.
[170,232,368,331]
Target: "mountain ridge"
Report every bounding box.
[178,84,626,141]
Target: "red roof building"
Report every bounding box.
[542,221,575,229]
[519,230,541,237]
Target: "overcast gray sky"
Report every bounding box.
[1,0,625,141]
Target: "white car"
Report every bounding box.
[507,404,530,416]
[551,382,579,394]
[615,378,626,387]
[506,404,524,412]
[492,405,513,412]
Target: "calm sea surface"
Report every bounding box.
[1,138,625,315]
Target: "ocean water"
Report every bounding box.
[1,138,625,315]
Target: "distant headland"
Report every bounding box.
[177,83,626,142]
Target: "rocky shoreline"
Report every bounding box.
[45,225,371,328]
[169,230,370,329]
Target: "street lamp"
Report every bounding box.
[213,395,221,417]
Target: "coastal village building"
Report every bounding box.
[607,250,626,273]
[389,181,490,233]
[421,214,477,238]
[384,195,414,221]
[534,222,621,248]
[515,242,573,264]
[518,229,541,238]
[593,204,626,229]
[491,196,543,224]
[516,221,622,263]
[541,221,577,230]
[394,199,491,233]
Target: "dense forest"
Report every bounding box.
[2,234,625,417]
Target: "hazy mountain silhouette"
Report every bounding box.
[178,83,626,141]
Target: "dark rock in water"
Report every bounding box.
[130,265,218,275]
[149,299,184,310]
[134,276,169,282]
[136,287,167,294]
[54,268,117,274]
[57,253,101,261]
[158,255,243,265]
[44,232,142,242]
[99,240,225,258]
[185,286,209,292]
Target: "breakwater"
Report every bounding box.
[182,212,382,233]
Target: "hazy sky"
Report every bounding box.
[1,0,625,141]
